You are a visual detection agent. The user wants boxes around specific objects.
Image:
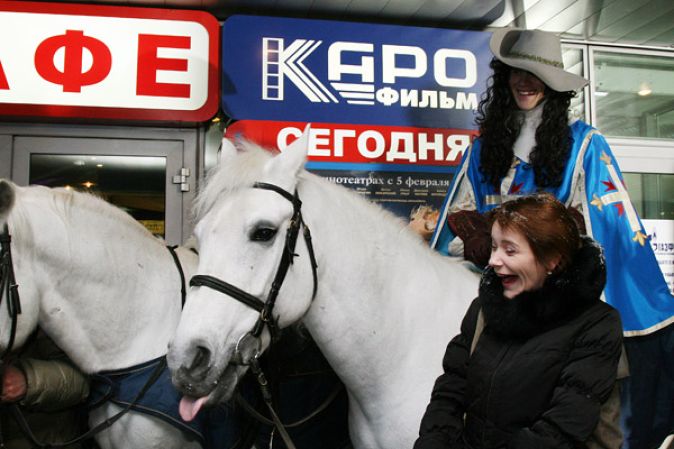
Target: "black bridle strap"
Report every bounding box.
[253,182,299,206]
[249,183,305,339]
[191,274,265,313]
[0,224,24,447]
[0,224,21,361]
[167,245,187,308]
[190,200,299,340]
[189,182,317,342]
[301,218,318,302]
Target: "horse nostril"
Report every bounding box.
[189,345,211,372]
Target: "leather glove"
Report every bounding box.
[447,210,491,267]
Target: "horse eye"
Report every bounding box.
[250,227,278,242]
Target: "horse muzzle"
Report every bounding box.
[168,334,261,402]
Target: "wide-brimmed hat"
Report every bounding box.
[489,28,588,92]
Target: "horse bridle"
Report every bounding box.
[190,182,318,352]
[0,223,21,360]
[0,224,191,448]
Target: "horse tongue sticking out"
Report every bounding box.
[179,396,208,421]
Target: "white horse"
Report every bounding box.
[167,130,481,449]
[0,179,202,449]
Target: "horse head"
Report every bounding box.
[168,127,318,420]
[0,180,41,354]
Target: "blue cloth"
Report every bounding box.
[89,357,235,448]
[87,343,351,449]
[431,120,674,335]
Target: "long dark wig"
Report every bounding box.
[476,58,576,189]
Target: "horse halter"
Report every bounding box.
[189,182,318,354]
[0,224,22,359]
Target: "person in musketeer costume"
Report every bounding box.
[430,28,674,449]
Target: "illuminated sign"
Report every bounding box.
[226,120,477,169]
[221,15,491,128]
[0,1,219,121]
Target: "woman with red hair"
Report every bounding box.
[415,193,623,449]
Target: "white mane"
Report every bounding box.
[194,140,275,220]
[11,184,159,250]
[304,171,437,258]
[195,139,428,256]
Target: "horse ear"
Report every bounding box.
[0,179,16,222]
[218,137,238,166]
[270,124,310,179]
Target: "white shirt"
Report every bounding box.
[512,101,544,163]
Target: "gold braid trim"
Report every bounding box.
[509,51,563,68]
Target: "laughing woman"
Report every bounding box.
[414,193,623,449]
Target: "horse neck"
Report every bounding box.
[298,175,474,399]
[12,190,186,372]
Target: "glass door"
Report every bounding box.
[12,136,186,244]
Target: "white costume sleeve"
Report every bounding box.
[448,174,477,214]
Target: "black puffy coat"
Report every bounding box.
[414,238,623,449]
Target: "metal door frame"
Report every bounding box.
[0,122,199,245]
[610,138,674,175]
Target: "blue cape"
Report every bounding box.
[431,120,673,335]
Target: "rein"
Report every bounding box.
[0,223,22,447]
[189,181,319,449]
[234,380,343,428]
[0,224,22,361]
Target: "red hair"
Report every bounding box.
[490,193,580,271]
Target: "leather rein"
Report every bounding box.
[190,181,318,345]
[0,223,22,362]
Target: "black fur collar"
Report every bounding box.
[479,237,606,340]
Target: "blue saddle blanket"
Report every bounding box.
[88,356,235,447]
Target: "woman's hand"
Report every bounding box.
[1,364,27,402]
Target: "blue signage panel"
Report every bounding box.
[221,15,492,129]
